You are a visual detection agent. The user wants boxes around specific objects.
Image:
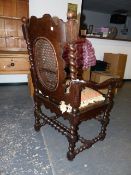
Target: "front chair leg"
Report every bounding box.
[67,124,78,161]
[34,101,42,131]
[100,89,114,140]
[100,108,110,141]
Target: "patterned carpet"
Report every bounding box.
[0,85,53,175]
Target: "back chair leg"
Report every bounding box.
[34,101,42,131]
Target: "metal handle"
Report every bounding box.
[11,63,15,66]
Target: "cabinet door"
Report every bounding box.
[17,0,29,18]
[0,0,29,50]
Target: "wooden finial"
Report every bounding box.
[67,11,76,20]
[21,16,27,23]
[66,12,78,42]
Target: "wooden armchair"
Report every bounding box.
[22,14,121,160]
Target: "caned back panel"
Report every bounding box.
[34,38,58,91]
[25,15,66,98]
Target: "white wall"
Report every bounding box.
[0,75,28,83]
[0,0,82,83]
[29,0,82,20]
[88,38,131,79]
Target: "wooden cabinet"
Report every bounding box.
[0,50,33,95]
[0,0,29,49]
[0,51,29,74]
[0,1,32,95]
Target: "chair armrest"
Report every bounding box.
[82,78,122,90]
[64,81,82,109]
[82,78,122,100]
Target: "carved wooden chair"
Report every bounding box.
[22,14,121,160]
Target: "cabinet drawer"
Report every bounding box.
[0,57,30,72]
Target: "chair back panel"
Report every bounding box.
[23,14,67,100]
[34,37,58,91]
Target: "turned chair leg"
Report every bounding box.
[100,108,110,141]
[34,101,42,131]
[67,124,79,160]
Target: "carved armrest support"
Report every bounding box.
[64,81,82,109]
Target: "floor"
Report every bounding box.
[0,82,131,175]
[0,84,53,175]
